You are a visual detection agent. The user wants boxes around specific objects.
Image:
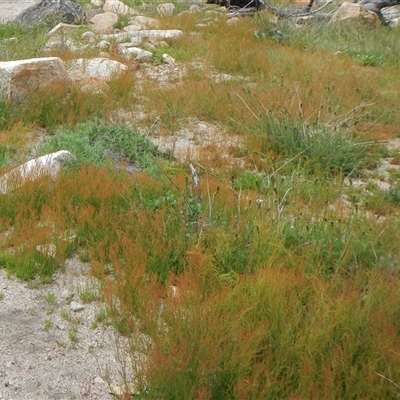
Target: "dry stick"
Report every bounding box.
[374,372,400,391]
[189,163,199,187]
[234,92,260,121]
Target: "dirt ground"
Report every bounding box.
[0,256,131,400]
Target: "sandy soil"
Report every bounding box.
[0,256,131,400]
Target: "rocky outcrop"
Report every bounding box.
[329,2,381,25]
[0,150,75,194]
[15,0,86,27]
[0,57,71,101]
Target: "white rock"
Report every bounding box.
[119,47,153,62]
[157,3,176,16]
[70,301,84,312]
[130,29,183,41]
[91,0,103,7]
[97,40,110,50]
[123,23,143,33]
[67,58,128,81]
[48,23,79,36]
[104,0,138,15]
[0,57,70,101]
[188,4,203,13]
[129,16,160,29]
[0,150,75,195]
[162,53,175,65]
[81,31,97,43]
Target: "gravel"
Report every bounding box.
[0,256,133,400]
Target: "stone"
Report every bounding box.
[129,15,160,29]
[97,40,110,50]
[0,150,75,194]
[130,29,183,41]
[123,22,143,33]
[329,2,381,25]
[70,301,84,312]
[157,3,176,16]
[48,22,79,36]
[0,57,71,101]
[388,16,400,26]
[119,47,153,62]
[91,0,104,7]
[162,53,176,65]
[382,5,400,20]
[15,0,86,27]
[103,0,138,16]
[67,57,128,81]
[90,12,118,33]
[81,31,97,43]
[188,4,203,13]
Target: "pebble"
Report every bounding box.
[70,301,84,312]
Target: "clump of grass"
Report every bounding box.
[43,319,53,332]
[44,291,56,305]
[247,106,371,176]
[39,120,160,173]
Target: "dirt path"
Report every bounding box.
[0,256,130,400]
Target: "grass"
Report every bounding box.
[1,7,400,399]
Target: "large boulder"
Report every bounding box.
[67,57,128,81]
[15,0,86,27]
[0,57,71,101]
[329,2,381,25]
[103,0,139,16]
[0,150,75,195]
[89,12,118,33]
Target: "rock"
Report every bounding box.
[100,32,130,43]
[188,4,203,13]
[103,0,139,16]
[90,12,118,33]
[48,22,79,36]
[329,2,381,25]
[119,47,153,62]
[15,0,86,27]
[67,57,128,81]
[0,57,71,101]
[81,31,97,43]
[70,301,84,312]
[91,0,104,8]
[382,5,400,20]
[157,3,176,16]
[123,22,143,33]
[97,40,110,50]
[130,29,183,41]
[0,150,75,195]
[162,53,176,65]
[388,16,400,26]
[129,16,160,29]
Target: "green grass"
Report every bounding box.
[1,9,400,399]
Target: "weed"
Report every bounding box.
[43,319,53,332]
[69,324,78,345]
[61,310,72,321]
[0,292,4,301]
[79,286,99,304]
[44,291,56,305]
